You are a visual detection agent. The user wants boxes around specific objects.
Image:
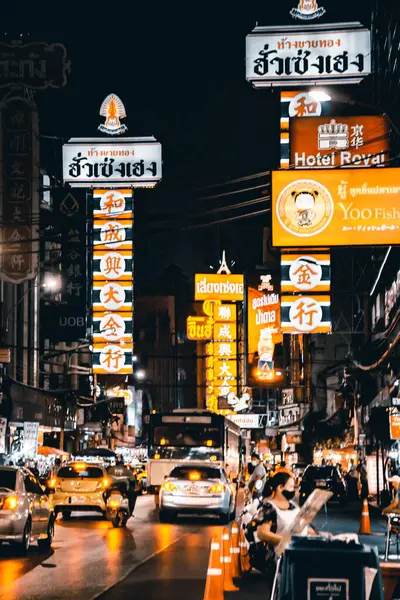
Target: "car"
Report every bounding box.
[0,466,55,554]
[159,464,237,523]
[299,465,347,506]
[49,462,110,519]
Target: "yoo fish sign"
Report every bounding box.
[246,22,371,87]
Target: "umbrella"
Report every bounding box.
[37,446,70,458]
[73,448,116,458]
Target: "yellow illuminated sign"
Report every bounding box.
[195,274,244,301]
[186,316,213,341]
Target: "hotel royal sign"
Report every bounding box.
[62,94,162,376]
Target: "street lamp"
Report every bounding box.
[134,369,146,381]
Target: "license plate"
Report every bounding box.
[315,480,326,487]
[187,486,200,495]
[70,496,85,504]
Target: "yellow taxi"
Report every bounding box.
[49,462,110,519]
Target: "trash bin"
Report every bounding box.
[278,537,384,600]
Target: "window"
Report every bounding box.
[57,466,104,479]
[152,424,221,448]
[169,466,221,481]
[0,469,16,490]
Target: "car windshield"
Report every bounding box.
[58,466,103,479]
[169,466,221,480]
[302,466,335,481]
[0,470,16,490]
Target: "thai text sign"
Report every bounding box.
[390,412,400,440]
[246,23,371,88]
[194,273,244,301]
[281,295,331,333]
[23,421,39,458]
[290,116,389,169]
[281,253,330,292]
[0,42,70,88]
[62,137,162,188]
[186,316,213,341]
[92,189,133,375]
[246,269,282,385]
[272,168,400,247]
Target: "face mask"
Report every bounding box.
[282,490,295,501]
[251,461,258,467]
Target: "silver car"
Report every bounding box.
[159,464,237,523]
[0,467,55,554]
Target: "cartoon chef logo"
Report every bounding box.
[276,179,334,238]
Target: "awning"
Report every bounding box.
[37,446,70,458]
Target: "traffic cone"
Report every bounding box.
[239,526,251,573]
[221,527,239,591]
[359,498,371,534]
[230,521,241,578]
[203,537,224,600]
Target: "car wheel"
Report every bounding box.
[38,515,55,550]
[62,510,72,520]
[159,509,175,523]
[16,519,31,555]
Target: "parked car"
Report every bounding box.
[299,465,347,506]
[49,462,110,519]
[159,464,237,523]
[0,466,55,554]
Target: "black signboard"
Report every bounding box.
[307,579,349,600]
[0,42,70,88]
[107,397,125,415]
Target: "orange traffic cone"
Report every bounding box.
[203,537,224,600]
[359,498,371,534]
[239,526,251,573]
[230,521,241,578]
[221,527,239,591]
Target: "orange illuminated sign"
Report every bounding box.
[290,115,389,169]
[272,168,400,247]
[281,253,331,293]
[281,295,331,333]
[194,274,244,301]
[390,412,400,440]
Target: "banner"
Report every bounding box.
[0,417,6,453]
[272,168,400,247]
[23,421,39,458]
[290,115,389,169]
[281,295,331,333]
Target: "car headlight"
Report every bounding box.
[2,496,18,510]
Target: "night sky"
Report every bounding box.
[2,0,375,289]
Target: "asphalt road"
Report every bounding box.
[0,496,390,600]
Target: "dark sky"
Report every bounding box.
[2,0,376,286]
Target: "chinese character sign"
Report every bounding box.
[246,24,371,88]
[281,295,331,333]
[62,137,162,188]
[0,97,39,283]
[290,116,389,169]
[246,270,283,385]
[281,254,331,292]
[272,168,400,247]
[92,189,133,374]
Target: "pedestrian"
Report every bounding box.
[357,459,369,499]
[247,453,267,497]
[346,458,359,501]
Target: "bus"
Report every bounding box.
[147,409,242,501]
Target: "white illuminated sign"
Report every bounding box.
[246,23,371,88]
[100,222,127,249]
[100,313,126,341]
[62,137,162,188]
[100,282,127,311]
[99,345,127,373]
[99,252,127,279]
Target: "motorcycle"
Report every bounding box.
[106,489,131,528]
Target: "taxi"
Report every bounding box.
[49,462,110,519]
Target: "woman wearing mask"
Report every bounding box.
[255,472,315,567]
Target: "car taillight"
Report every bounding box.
[162,482,176,493]
[96,477,111,490]
[3,496,18,510]
[48,478,59,490]
[108,498,121,509]
[209,483,225,494]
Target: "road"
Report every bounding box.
[0,496,389,600]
